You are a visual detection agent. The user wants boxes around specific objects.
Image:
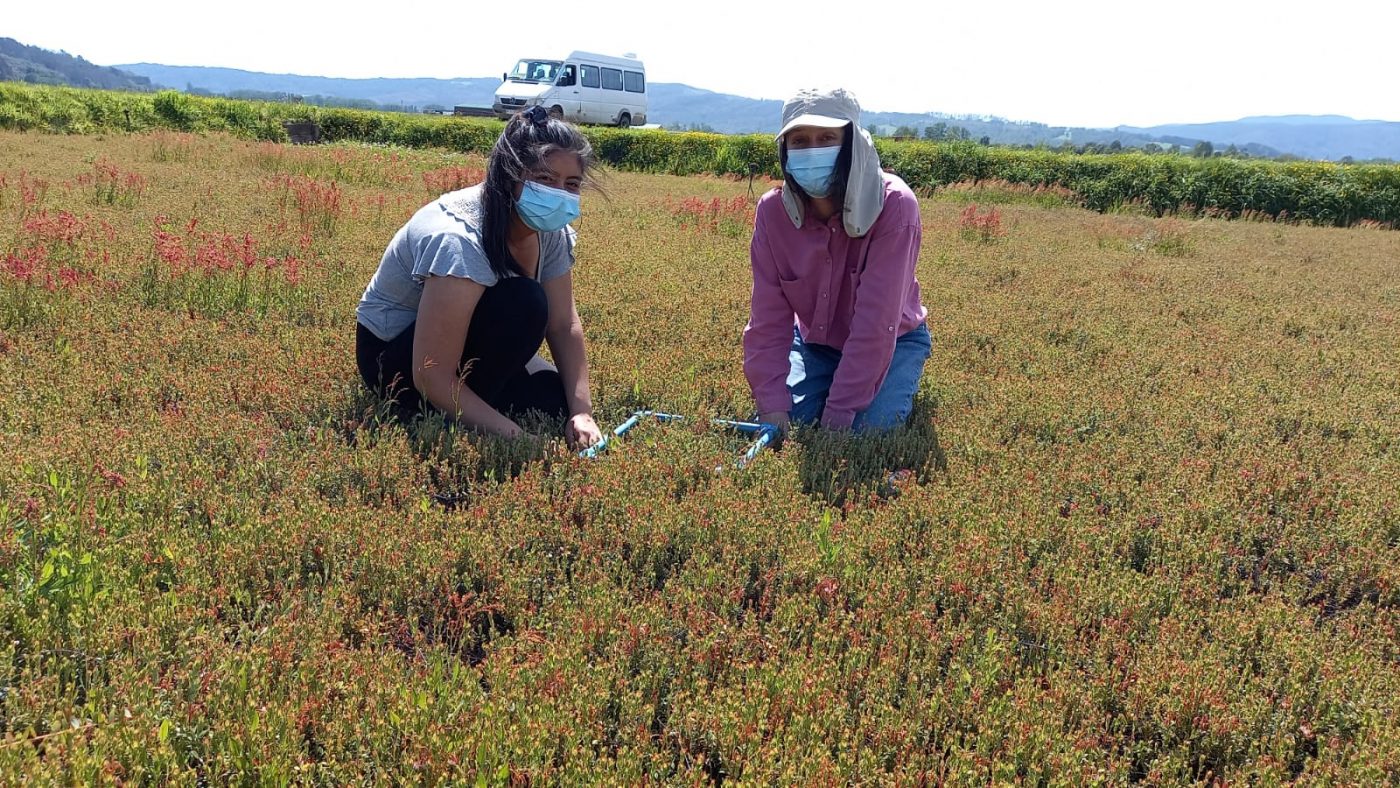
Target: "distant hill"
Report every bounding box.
[0,38,152,91]
[1123,116,1400,162]
[7,35,1391,161]
[111,64,1287,156]
[101,62,1400,162]
[116,63,499,111]
[603,84,1288,157]
[861,111,1280,157]
[648,84,783,133]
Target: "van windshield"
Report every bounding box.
[509,60,564,84]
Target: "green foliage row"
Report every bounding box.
[3,82,1399,227]
[875,142,1400,227]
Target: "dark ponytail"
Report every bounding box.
[480,106,596,279]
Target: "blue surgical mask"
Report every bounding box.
[785,146,841,198]
[516,181,581,232]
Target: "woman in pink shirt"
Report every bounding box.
[743,88,930,434]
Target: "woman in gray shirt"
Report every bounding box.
[356,107,603,449]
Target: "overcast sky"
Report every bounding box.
[9,0,1397,128]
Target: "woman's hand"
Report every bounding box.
[758,411,791,443]
[565,413,604,450]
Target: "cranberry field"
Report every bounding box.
[2,130,1399,783]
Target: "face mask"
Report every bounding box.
[516,181,581,232]
[785,145,841,198]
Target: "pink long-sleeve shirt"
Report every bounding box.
[743,172,928,429]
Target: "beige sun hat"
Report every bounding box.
[777,87,861,139]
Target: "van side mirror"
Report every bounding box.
[502,72,507,82]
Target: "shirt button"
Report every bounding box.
[887,326,895,332]
[822,292,828,298]
[818,325,825,330]
[830,227,836,233]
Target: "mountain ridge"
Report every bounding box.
[0,37,152,91]
[0,49,1381,161]
[116,63,1399,161]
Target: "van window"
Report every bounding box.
[601,68,623,91]
[511,60,562,83]
[624,71,645,93]
[580,65,600,89]
[557,65,576,87]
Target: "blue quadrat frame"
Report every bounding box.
[579,410,781,470]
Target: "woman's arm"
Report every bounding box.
[743,210,798,420]
[542,272,602,448]
[412,275,524,437]
[543,272,592,416]
[822,217,922,429]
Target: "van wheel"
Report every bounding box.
[617,112,631,129]
[548,105,563,120]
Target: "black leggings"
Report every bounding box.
[356,276,569,424]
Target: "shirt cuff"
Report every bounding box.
[821,407,856,430]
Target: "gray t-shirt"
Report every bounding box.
[356,184,577,341]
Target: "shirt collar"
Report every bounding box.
[805,210,844,231]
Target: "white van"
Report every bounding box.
[492,51,647,128]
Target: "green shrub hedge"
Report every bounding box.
[3,82,1397,227]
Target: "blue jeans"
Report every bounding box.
[787,323,932,432]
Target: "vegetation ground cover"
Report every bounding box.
[1,129,1398,783]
